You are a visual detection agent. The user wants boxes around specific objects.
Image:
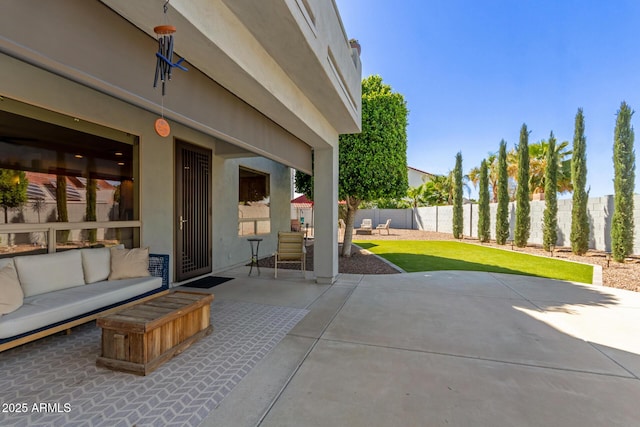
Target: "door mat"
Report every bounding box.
[0,300,309,427]
[180,276,234,289]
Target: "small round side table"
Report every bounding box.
[247,238,263,276]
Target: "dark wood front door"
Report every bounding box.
[175,140,212,282]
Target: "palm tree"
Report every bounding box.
[508,140,572,196]
[528,139,572,195]
[423,175,450,206]
[32,197,45,223]
[469,152,499,202]
[406,184,427,208]
[406,184,427,229]
[424,171,471,206]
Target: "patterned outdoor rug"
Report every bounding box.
[0,300,308,426]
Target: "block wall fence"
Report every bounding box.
[355,195,640,255]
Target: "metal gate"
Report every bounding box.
[175,140,212,281]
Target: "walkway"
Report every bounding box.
[198,267,640,426]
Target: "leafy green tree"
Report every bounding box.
[294,170,313,202]
[543,132,558,251]
[0,169,28,223]
[478,159,491,242]
[495,140,510,245]
[294,151,314,201]
[452,152,464,238]
[372,197,411,209]
[611,102,635,262]
[514,124,530,247]
[339,75,408,256]
[570,108,590,255]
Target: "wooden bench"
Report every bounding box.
[96,291,214,375]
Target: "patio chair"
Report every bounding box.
[360,218,372,230]
[375,219,391,235]
[274,231,306,278]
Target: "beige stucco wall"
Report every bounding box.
[213,157,291,273]
[0,0,312,173]
[102,0,361,148]
[1,0,360,283]
[0,53,292,282]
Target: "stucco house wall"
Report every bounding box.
[0,0,361,283]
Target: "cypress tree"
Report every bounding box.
[611,102,635,262]
[570,108,590,255]
[56,174,70,244]
[452,152,464,239]
[495,140,510,244]
[478,158,491,242]
[543,132,558,252]
[514,124,530,247]
[86,177,97,243]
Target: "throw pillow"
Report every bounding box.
[108,247,151,280]
[0,263,24,315]
[81,247,111,284]
[81,244,126,284]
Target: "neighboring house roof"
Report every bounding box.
[291,194,347,206]
[24,171,116,202]
[291,194,313,208]
[408,166,435,178]
[407,166,436,188]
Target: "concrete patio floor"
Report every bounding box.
[187,266,640,427]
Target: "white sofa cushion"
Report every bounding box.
[81,244,125,284]
[14,250,86,297]
[109,247,151,280]
[0,275,162,339]
[0,258,14,269]
[81,247,111,284]
[0,263,24,315]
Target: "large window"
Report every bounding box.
[238,167,270,235]
[0,99,139,256]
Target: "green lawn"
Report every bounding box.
[354,240,593,284]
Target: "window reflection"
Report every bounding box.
[0,103,138,252]
[238,167,271,236]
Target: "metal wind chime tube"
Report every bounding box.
[152,0,187,137]
[153,25,177,96]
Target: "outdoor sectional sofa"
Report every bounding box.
[0,247,169,352]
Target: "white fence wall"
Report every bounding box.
[356,194,640,255]
[354,208,413,230]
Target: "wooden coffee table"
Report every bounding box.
[96,291,214,375]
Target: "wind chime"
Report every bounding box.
[153,0,187,137]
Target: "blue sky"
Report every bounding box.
[335,0,640,198]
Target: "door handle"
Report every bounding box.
[179,215,188,230]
